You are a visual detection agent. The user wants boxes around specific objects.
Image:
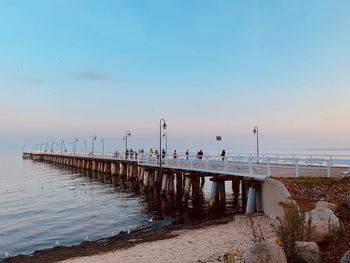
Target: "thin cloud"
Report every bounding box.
[72,71,113,81]
[15,75,42,85]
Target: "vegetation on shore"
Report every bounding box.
[278,177,350,263]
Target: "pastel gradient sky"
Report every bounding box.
[1,0,350,153]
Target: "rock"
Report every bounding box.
[305,207,340,243]
[315,201,337,212]
[243,242,287,263]
[295,241,320,263]
[340,250,350,263]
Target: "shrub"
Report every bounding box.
[223,250,238,263]
[275,202,314,263]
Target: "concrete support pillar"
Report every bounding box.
[154,170,160,188]
[232,177,240,199]
[149,171,155,191]
[246,187,256,214]
[182,176,192,202]
[167,173,174,195]
[161,173,169,195]
[200,176,205,188]
[218,180,226,206]
[176,173,183,196]
[128,165,133,179]
[133,165,138,178]
[209,181,218,207]
[111,163,117,175]
[125,164,130,179]
[119,163,124,177]
[139,167,144,182]
[255,187,262,212]
[143,170,150,189]
[107,162,112,174]
[192,176,201,200]
[241,180,247,213]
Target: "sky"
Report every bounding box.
[0,0,350,153]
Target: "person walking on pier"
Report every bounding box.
[149,148,154,157]
[221,149,226,161]
[198,150,203,160]
[173,150,177,159]
[185,149,189,160]
[162,149,166,159]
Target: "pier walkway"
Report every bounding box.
[22,151,350,218]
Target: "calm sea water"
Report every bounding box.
[0,151,214,260]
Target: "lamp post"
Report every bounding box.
[91,135,97,158]
[123,130,131,160]
[159,119,167,177]
[101,138,104,156]
[83,140,87,155]
[73,138,78,156]
[253,126,259,159]
[40,143,43,151]
[51,142,55,152]
[45,143,48,152]
[60,140,65,154]
[162,131,167,154]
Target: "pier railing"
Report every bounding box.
[25,151,350,178]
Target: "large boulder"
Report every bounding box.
[315,201,337,212]
[243,242,287,263]
[340,250,350,263]
[295,241,320,263]
[305,207,340,243]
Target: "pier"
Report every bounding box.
[22,151,350,218]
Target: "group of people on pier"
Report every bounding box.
[116,148,226,161]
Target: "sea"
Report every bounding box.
[0,150,213,260]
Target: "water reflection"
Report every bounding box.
[65,165,238,221]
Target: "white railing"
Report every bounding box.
[24,151,350,178]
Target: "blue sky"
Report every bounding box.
[1,0,350,153]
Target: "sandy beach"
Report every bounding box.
[60,215,277,263]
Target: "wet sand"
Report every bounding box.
[61,215,276,263]
[5,215,276,263]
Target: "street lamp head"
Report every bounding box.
[162,122,167,130]
[163,132,166,137]
[253,126,258,135]
[127,131,131,136]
